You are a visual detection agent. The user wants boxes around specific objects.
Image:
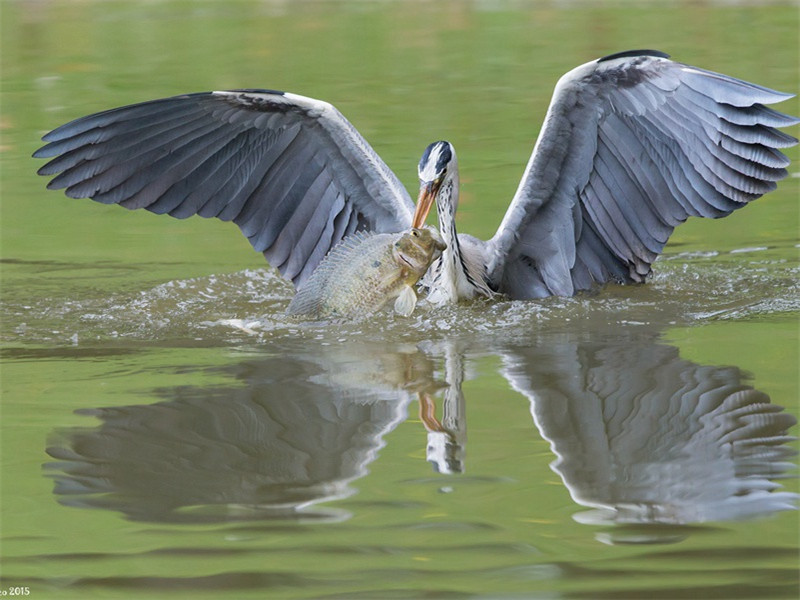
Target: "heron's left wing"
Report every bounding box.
[34,90,415,288]
[486,51,798,299]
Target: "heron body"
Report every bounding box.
[414,141,494,304]
[411,51,798,302]
[34,50,798,306]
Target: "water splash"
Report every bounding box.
[3,246,798,348]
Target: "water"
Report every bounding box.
[2,1,799,598]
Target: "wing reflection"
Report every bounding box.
[501,335,798,539]
[44,333,796,534]
[45,344,434,523]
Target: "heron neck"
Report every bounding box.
[433,173,473,301]
[436,175,462,261]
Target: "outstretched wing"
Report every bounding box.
[487,50,798,299]
[34,90,415,288]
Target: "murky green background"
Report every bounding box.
[2,1,799,599]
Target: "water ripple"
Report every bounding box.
[2,244,797,348]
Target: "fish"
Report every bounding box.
[287,227,446,320]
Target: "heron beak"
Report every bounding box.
[412,181,438,229]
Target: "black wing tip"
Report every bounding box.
[224,88,287,96]
[597,49,671,63]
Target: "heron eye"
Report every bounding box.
[411,229,420,237]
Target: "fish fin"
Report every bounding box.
[326,231,378,261]
[304,231,384,276]
[393,285,418,317]
[286,287,325,317]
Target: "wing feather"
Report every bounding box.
[117,125,243,210]
[34,90,415,288]
[43,109,214,186]
[593,136,664,256]
[488,52,797,298]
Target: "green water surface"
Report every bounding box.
[2,2,799,599]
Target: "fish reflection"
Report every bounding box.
[502,337,798,542]
[44,345,433,523]
[45,334,796,535]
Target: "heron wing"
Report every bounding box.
[486,50,798,299]
[34,90,415,288]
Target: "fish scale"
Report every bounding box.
[287,229,444,320]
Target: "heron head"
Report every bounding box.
[412,141,457,228]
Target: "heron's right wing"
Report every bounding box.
[486,51,798,299]
[34,90,415,288]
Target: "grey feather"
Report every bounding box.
[34,90,414,289]
[488,54,797,298]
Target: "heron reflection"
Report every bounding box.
[501,337,798,542]
[45,335,796,536]
[418,341,469,475]
[45,344,428,523]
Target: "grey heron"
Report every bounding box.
[35,50,798,304]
